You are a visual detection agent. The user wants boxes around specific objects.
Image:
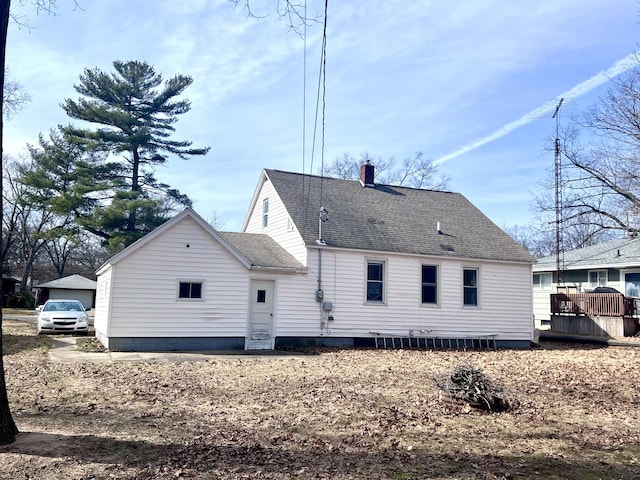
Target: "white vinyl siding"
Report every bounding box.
[96,211,533,345]
[273,248,533,342]
[244,177,307,265]
[99,216,251,338]
[94,269,113,339]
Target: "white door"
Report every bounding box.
[247,280,275,350]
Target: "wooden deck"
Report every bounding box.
[550,293,636,317]
[549,293,639,337]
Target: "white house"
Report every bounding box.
[94,165,534,351]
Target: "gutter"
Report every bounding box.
[249,265,308,274]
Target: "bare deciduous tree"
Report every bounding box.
[228,0,319,35]
[3,71,30,119]
[324,151,451,190]
[547,63,640,237]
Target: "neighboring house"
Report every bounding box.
[533,236,640,323]
[94,164,534,351]
[36,274,97,309]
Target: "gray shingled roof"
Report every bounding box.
[534,236,640,271]
[220,232,305,270]
[265,169,533,263]
[37,274,97,290]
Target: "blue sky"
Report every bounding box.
[5,0,639,231]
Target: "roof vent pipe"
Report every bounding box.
[437,221,442,234]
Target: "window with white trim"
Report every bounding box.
[589,270,608,288]
[463,268,479,306]
[366,261,385,303]
[178,281,203,300]
[533,273,552,290]
[421,265,438,304]
[262,198,269,228]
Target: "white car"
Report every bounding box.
[36,299,90,335]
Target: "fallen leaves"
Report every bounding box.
[2,321,640,479]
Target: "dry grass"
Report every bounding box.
[1,319,640,479]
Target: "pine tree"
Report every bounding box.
[61,60,210,248]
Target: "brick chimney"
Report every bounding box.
[359,160,375,187]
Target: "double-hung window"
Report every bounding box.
[463,268,479,306]
[178,281,203,300]
[421,265,438,304]
[366,261,385,303]
[589,270,607,289]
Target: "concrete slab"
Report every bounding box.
[47,336,313,363]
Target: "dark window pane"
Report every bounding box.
[422,265,437,284]
[367,282,383,302]
[368,263,383,281]
[179,282,190,298]
[422,285,437,304]
[191,283,202,299]
[257,289,266,303]
[464,287,477,306]
[463,269,477,287]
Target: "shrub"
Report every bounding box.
[7,292,36,309]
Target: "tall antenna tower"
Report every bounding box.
[553,98,564,286]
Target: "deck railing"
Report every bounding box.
[550,293,636,317]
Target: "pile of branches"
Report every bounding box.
[434,362,513,412]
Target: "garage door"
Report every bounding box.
[49,289,94,309]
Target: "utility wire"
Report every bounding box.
[303,0,328,234]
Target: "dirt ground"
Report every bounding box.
[1,320,640,480]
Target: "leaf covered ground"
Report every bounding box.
[1,320,640,479]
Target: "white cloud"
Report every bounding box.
[433,51,640,165]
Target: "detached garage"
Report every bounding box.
[35,274,97,309]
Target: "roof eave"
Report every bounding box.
[307,243,533,264]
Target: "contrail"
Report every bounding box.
[434,51,639,165]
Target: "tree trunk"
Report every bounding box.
[0,0,18,445]
[128,147,141,233]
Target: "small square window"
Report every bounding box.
[178,281,203,300]
[257,289,266,303]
